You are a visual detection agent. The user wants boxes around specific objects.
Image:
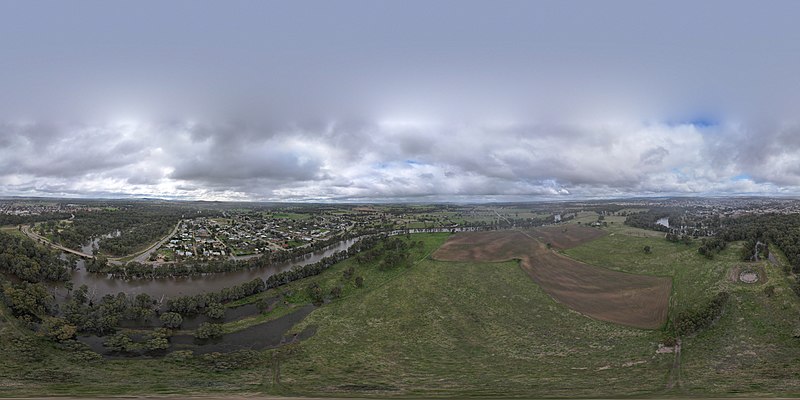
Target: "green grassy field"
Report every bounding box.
[562,232,800,395]
[1,228,799,397]
[275,249,671,397]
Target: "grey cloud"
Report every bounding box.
[0,122,150,179]
[639,147,669,166]
[2,1,800,200]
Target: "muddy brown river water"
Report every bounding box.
[62,227,480,300]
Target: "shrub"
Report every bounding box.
[195,322,224,339]
[673,291,729,336]
[160,312,183,328]
[205,302,225,319]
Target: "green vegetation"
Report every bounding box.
[268,212,311,220]
[36,205,192,257]
[273,236,671,397]
[1,218,798,397]
[564,232,800,395]
[0,230,71,282]
[195,322,224,339]
[563,233,731,319]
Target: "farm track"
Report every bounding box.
[432,227,672,329]
[666,338,682,390]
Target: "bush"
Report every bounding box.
[9,336,44,361]
[307,283,324,305]
[57,340,102,362]
[160,312,183,328]
[195,322,224,339]
[205,302,225,319]
[144,328,172,352]
[104,332,138,353]
[165,350,194,363]
[39,317,78,342]
[673,291,730,336]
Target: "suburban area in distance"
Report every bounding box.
[3,0,800,398]
[0,196,798,397]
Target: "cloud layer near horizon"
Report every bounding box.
[2,0,800,201]
[1,119,796,201]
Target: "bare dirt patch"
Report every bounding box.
[739,271,759,283]
[528,225,608,249]
[728,265,767,284]
[432,230,671,329]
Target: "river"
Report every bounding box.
[63,227,482,299]
[68,237,362,299]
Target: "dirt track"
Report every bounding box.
[432,230,671,329]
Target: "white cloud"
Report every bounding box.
[2,118,797,201]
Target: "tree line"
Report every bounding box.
[715,213,800,296]
[673,291,730,337]
[165,235,387,316]
[0,231,71,282]
[86,229,407,279]
[47,206,192,256]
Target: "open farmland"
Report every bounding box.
[432,229,672,329]
[529,224,608,249]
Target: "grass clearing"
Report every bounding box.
[277,245,670,397]
[563,233,800,395]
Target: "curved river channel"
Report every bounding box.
[68,237,361,299]
[62,227,482,300]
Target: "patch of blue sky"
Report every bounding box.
[732,173,752,181]
[662,115,720,129]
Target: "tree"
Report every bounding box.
[205,302,225,319]
[160,312,183,329]
[39,317,78,342]
[144,336,169,352]
[643,245,651,254]
[2,281,53,318]
[104,332,136,353]
[355,276,364,288]
[307,283,324,305]
[72,284,89,304]
[195,322,224,339]
[144,328,172,352]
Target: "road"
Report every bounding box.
[493,209,513,226]
[118,220,183,264]
[19,225,95,259]
[19,221,182,264]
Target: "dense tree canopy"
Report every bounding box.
[0,231,70,282]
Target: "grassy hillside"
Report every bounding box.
[272,234,672,397]
[1,229,798,397]
[564,232,800,395]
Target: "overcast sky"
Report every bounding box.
[1,0,800,201]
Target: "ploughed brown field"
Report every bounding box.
[432,228,671,329]
[529,225,608,249]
